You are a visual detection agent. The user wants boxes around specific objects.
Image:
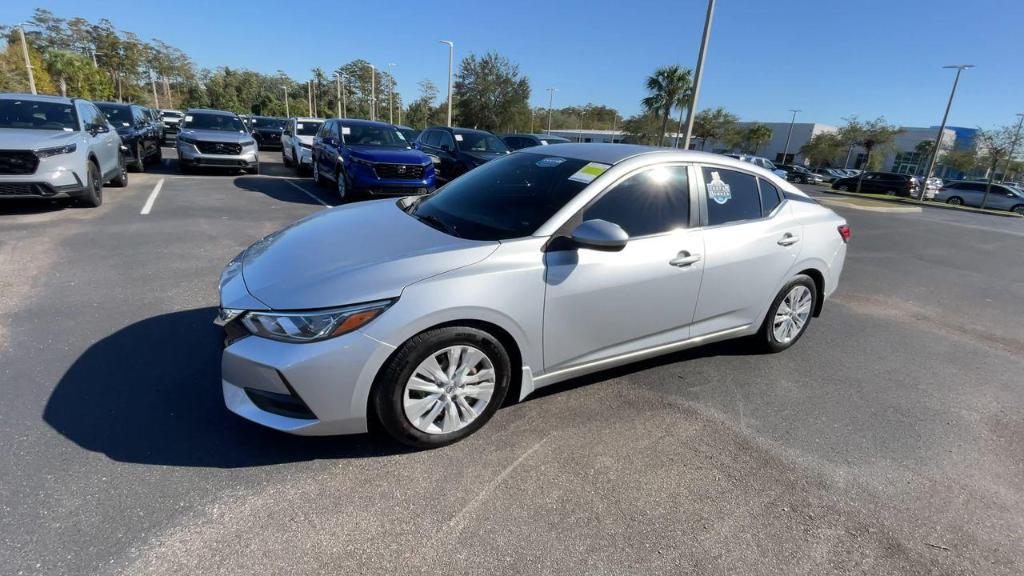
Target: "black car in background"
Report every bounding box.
[395,125,420,145]
[414,126,509,182]
[500,133,571,150]
[250,116,285,149]
[832,171,918,196]
[144,108,164,143]
[94,102,161,171]
[776,163,824,185]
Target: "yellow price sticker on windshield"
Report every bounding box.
[568,162,610,184]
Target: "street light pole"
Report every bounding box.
[387,63,396,124]
[368,63,376,121]
[150,72,160,108]
[307,81,313,117]
[16,25,36,95]
[682,0,716,150]
[782,109,800,164]
[918,64,974,201]
[341,74,347,118]
[546,87,557,132]
[1001,113,1024,181]
[335,74,342,118]
[440,41,454,127]
[282,85,289,117]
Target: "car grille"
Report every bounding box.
[373,163,426,180]
[195,141,242,155]
[0,150,40,175]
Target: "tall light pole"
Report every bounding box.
[282,85,289,117]
[150,72,160,108]
[546,87,557,132]
[335,73,342,118]
[307,81,313,117]
[682,0,716,150]
[340,73,347,118]
[782,109,800,164]
[440,41,454,127]
[917,64,974,201]
[367,63,376,121]
[1002,113,1024,181]
[387,63,396,124]
[16,25,36,95]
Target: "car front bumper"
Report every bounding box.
[0,164,88,199]
[178,143,259,169]
[221,326,396,435]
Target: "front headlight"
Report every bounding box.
[350,157,374,167]
[240,300,394,343]
[242,139,257,147]
[35,143,77,158]
[177,135,196,145]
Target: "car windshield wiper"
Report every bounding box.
[414,212,460,237]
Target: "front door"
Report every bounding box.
[543,164,704,373]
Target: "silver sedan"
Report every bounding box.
[218,144,849,448]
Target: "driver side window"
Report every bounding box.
[440,131,455,151]
[583,165,691,237]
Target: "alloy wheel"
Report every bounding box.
[773,285,812,344]
[1013,205,1024,216]
[337,171,346,200]
[402,345,496,435]
[948,197,963,206]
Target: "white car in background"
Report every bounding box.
[282,117,323,175]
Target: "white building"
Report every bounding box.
[544,128,625,144]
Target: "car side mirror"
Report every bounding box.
[440,144,452,152]
[88,123,109,135]
[570,219,628,252]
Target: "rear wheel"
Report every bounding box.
[336,167,349,202]
[836,184,849,191]
[312,159,327,187]
[76,161,103,207]
[282,148,292,167]
[946,196,964,206]
[130,143,145,172]
[755,274,816,353]
[373,327,511,448]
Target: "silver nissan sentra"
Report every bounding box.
[217,144,849,448]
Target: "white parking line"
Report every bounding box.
[283,179,330,207]
[140,178,165,215]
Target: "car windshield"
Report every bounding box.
[183,113,246,132]
[397,128,419,142]
[457,131,509,153]
[296,121,322,136]
[253,117,285,129]
[0,98,78,131]
[343,124,408,147]
[96,104,133,127]
[406,152,592,241]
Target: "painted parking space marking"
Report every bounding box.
[140,178,165,215]
[283,179,330,208]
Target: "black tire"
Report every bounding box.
[152,145,162,163]
[373,326,511,449]
[754,274,817,353]
[312,158,327,188]
[108,153,128,187]
[946,196,964,206]
[76,161,103,207]
[250,162,260,175]
[836,184,849,191]
[130,143,145,172]
[335,167,354,202]
[1011,205,1024,216]
[282,149,292,167]
[179,160,193,175]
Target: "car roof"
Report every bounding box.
[291,117,323,122]
[0,93,75,104]
[337,118,394,128]
[516,143,782,170]
[185,108,238,117]
[93,101,133,108]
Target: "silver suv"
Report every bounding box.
[175,109,259,174]
[0,93,127,207]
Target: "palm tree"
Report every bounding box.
[641,65,692,147]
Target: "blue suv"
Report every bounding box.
[311,119,435,202]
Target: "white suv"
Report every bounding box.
[0,93,127,207]
[281,117,323,174]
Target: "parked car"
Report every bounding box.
[934,181,1024,214]
[912,176,942,200]
[501,133,572,150]
[0,93,127,207]
[95,102,161,172]
[415,126,509,182]
[217,144,849,448]
[776,164,823,185]
[281,117,323,174]
[311,118,435,201]
[724,153,788,179]
[160,109,184,140]
[831,172,918,196]
[395,125,420,144]
[175,108,259,174]
[145,108,164,143]
[250,116,285,150]
[814,168,846,183]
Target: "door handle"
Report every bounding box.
[669,252,702,267]
[778,233,800,246]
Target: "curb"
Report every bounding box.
[815,188,1023,219]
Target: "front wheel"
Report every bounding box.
[76,161,103,207]
[312,159,326,187]
[836,184,849,191]
[755,275,816,353]
[108,153,128,187]
[130,143,145,172]
[1011,205,1024,216]
[946,197,964,206]
[373,327,511,448]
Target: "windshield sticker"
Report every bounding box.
[707,171,732,204]
[341,126,351,135]
[454,134,463,141]
[296,123,304,129]
[536,157,566,168]
[568,162,610,184]
[540,140,549,145]
[184,115,193,122]
[396,131,407,140]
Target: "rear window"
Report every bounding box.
[703,167,762,226]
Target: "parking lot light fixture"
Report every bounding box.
[782,109,801,165]
[282,85,289,117]
[918,64,974,202]
[16,24,36,95]
[387,63,396,124]
[335,73,342,118]
[546,87,558,133]
[682,0,716,150]
[440,41,454,127]
[367,63,376,121]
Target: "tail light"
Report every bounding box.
[837,225,851,243]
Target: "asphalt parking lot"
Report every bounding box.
[2,145,1023,576]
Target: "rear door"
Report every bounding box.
[690,166,803,338]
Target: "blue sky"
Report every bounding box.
[4,0,1022,128]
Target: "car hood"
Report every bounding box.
[0,128,78,149]
[253,127,282,134]
[240,199,498,310]
[179,129,250,143]
[346,145,430,164]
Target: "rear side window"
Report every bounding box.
[584,165,690,237]
[759,178,782,215]
[703,167,762,226]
